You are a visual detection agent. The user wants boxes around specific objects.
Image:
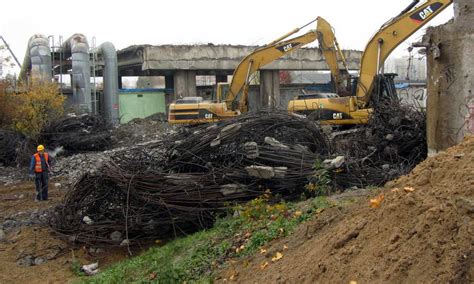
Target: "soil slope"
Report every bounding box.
[221,136,474,283]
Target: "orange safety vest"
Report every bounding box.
[34,152,50,173]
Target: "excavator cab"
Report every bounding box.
[288,73,398,125]
[371,73,398,106]
[213,83,230,102]
[349,73,397,104]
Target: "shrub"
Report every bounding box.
[0,79,65,136]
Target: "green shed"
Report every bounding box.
[118,89,166,123]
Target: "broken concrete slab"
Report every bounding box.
[220,184,245,196]
[323,156,345,169]
[242,142,259,159]
[264,137,289,150]
[274,167,288,178]
[110,231,122,241]
[245,165,275,179]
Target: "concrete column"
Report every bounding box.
[165,75,174,90]
[258,70,280,111]
[164,75,175,114]
[425,0,474,155]
[216,75,228,83]
[118,76,122,89]
[173,70,196,98]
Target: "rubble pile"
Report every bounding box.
[332,97,426,188]
[112,115,177,147]
[52,139,168,184]
[0,166,28,185]
[39,114,112,154]
[48,115,175,183]
[50,112,331,244]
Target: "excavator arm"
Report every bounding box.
[226,17,348,113]
[316,18,349,94]
[223,19,318,113]
[356,0,453,107]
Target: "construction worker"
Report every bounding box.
[29,145,52,201]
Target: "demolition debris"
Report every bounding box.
[0,129,25,167]
[38,114,112,154]
[50,102,427,245]
[0,114,113,168]
[332,97,427,188]
[50,112,330,244]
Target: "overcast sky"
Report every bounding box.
[1,0,454,75]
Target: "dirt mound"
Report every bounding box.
[223,136,474,283]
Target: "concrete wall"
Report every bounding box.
[397,86,427,109]
[425,0,474,154]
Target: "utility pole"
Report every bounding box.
[0,36,22,68]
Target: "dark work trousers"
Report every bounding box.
[34,172,49,201]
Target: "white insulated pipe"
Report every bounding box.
[62,33,91,113]
[19,34,52,82]
[96,42,119,125]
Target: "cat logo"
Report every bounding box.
[332,113,343,120]
[410,2,443,23]
[284,43,294,52]
[276,42,302,53]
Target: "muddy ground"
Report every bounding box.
[0,181,134,284]
[0,118,175,283]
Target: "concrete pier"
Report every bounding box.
[259,70,281,110]
[173,70,196,99]
[425,0,474,154]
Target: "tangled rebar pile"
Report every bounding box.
[332,98,426,188]
[50,100,427,245]
[50,112,331,245]
[0,129,25,166]
[1,114,114,167]
[39,114,112,154]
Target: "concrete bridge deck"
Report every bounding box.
[113,44,362,103]
[116,44,362,76]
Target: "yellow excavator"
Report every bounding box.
[288,0,453,125]
[168,17,347,124]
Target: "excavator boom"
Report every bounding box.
[169,17,349,124]
[225,20,319,112]
[227,17,348,112]
[356,0,453,106]
[288,0,452,126]
[316,17,349,94]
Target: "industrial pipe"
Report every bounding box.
[19,34,52,82]
[96,42,119,125]
[62,33,91,113]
